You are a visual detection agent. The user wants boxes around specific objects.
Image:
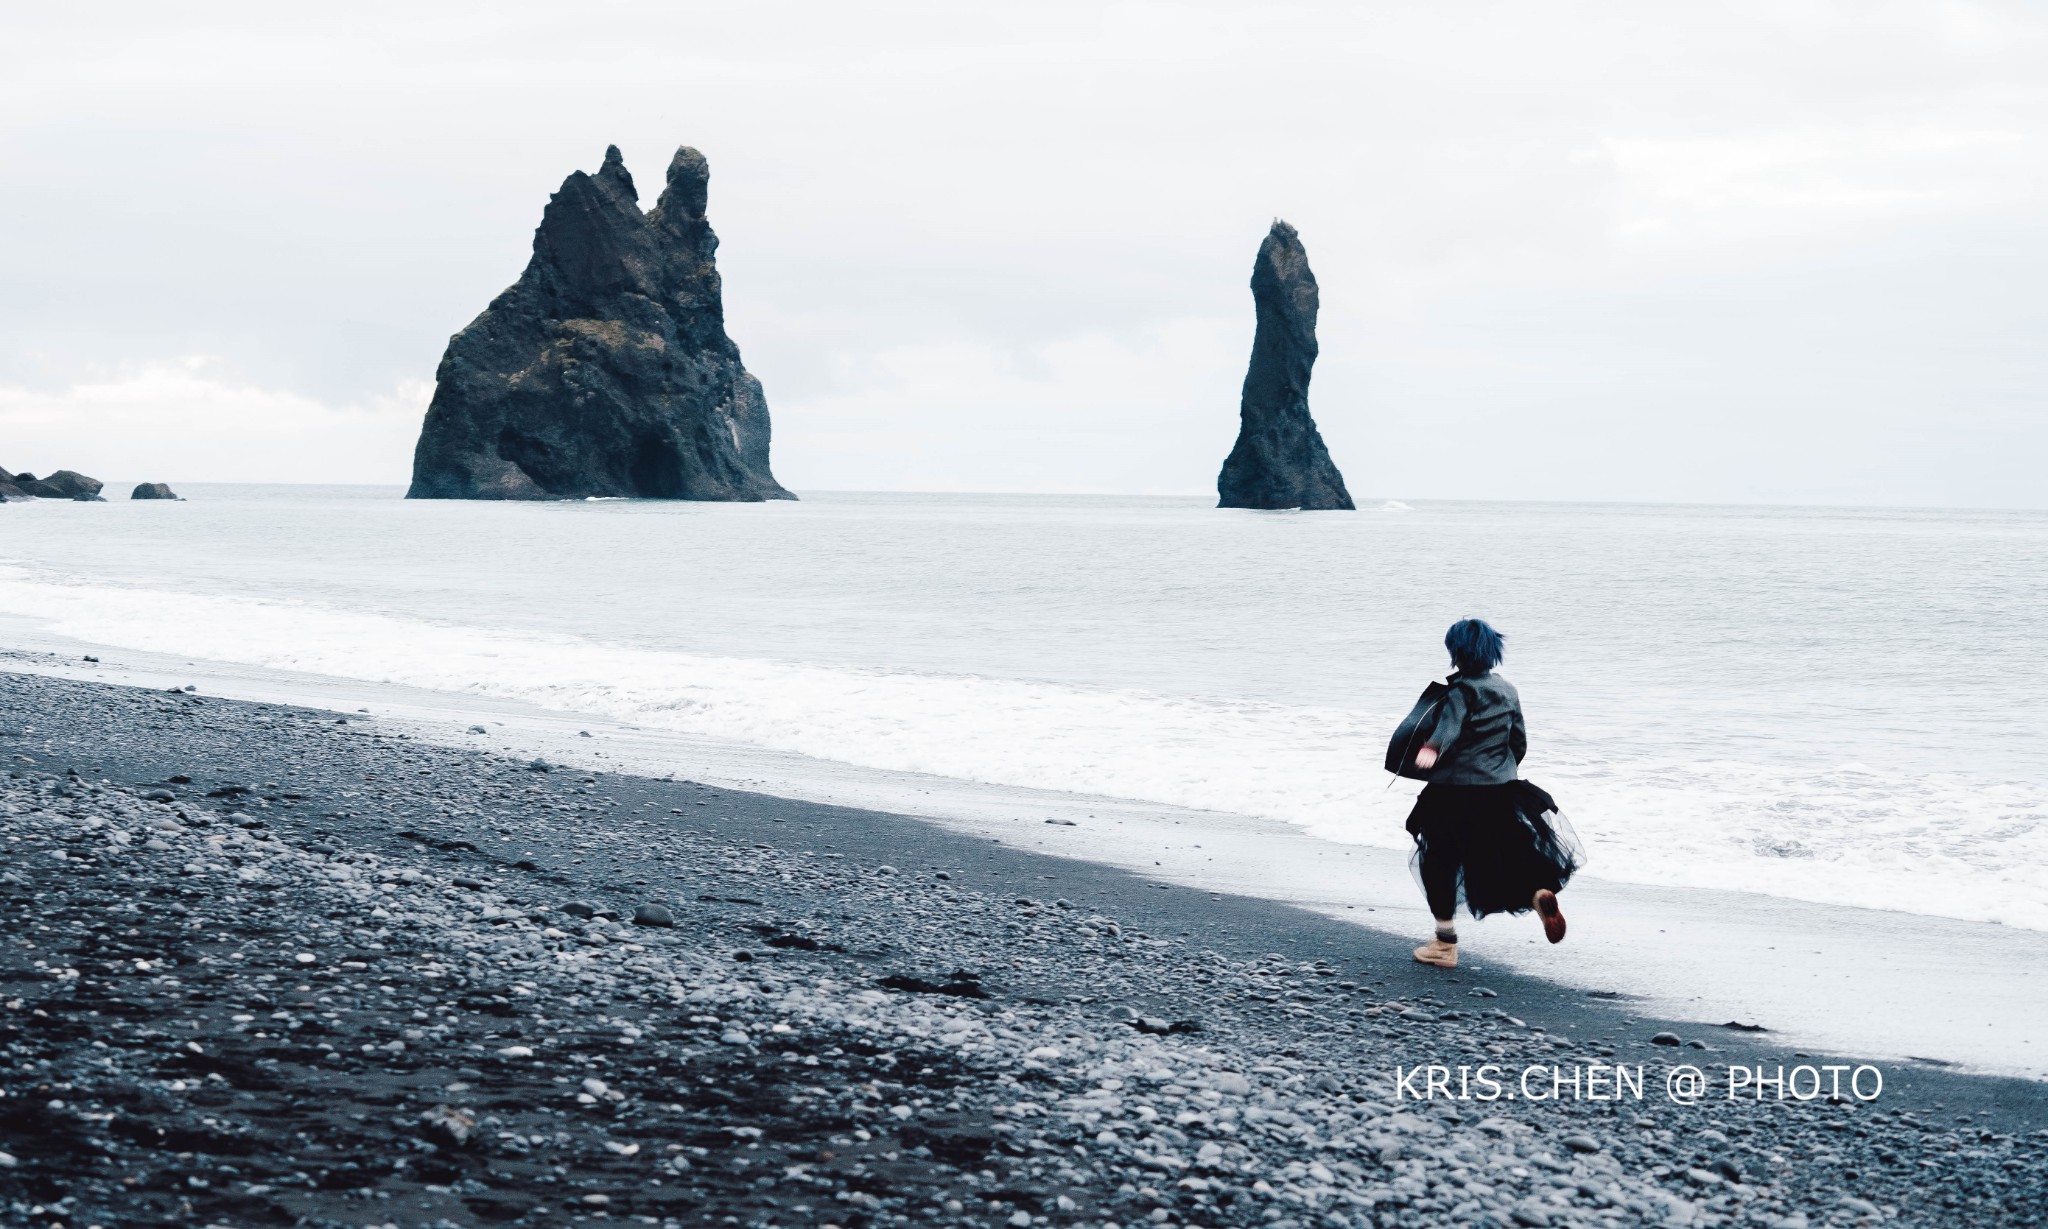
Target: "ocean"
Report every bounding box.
[3,486,2044,931]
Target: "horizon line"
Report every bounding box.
[41,482,2048,516]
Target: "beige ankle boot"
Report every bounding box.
[1412,938,1458,968]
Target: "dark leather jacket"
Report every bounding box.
[1423,670,1527,786]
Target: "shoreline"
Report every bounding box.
[3,636,2044,1080]
[2,670,2045,1228]
[8,490,2048,939]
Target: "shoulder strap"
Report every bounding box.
[1387,681,1450,788]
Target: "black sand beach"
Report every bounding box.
[2,668,2043,1229]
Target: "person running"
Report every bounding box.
[1406,618,1581,969]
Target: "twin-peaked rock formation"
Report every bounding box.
[1217,221,1353,511]
[408,146,793,501]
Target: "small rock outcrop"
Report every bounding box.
[407,145,794,502]
[0,467,25,501]
[131,483,181,500]
[1216,221,1354,511]
[16,470,106,501]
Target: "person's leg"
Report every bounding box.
[1422,853,1460,934]
[1413,842,1461,967]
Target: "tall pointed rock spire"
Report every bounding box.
[1216,221,1354,511]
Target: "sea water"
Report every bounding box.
[2,486,2044,930]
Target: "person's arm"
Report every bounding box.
[1510,702,1527,764]
[1416,685,1468,771]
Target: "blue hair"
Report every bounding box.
[1445,618,1505,674]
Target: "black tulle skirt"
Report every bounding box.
[1405,779,1586,919]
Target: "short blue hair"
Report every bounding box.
[1445,618,1505,674]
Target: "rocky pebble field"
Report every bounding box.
[1,668,2044,1229]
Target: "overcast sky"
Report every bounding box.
[2,1,2044,505]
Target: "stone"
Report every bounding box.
[130,483,180,500]
[1561,1133,1600,1153]
[0,467,27,502]
[407,144,795,502]
[632,903,675,927]
[878,972,989,999]
[561,900,597,918]
[19,469,106,501]
[418,1104,477,1147]
[1650,1032,1683,1046]
[1216,221,1353,511]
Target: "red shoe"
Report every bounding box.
[1534,889,1566,944]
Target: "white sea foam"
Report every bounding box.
[4,562,2044,931]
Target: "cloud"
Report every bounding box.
[773,319,1245,494]
[1602,125,2040,249]
[3,1,2047,504]
[0,359,427,484]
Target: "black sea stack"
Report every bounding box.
[407,145,795,502]
[1216,221,1353,511]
